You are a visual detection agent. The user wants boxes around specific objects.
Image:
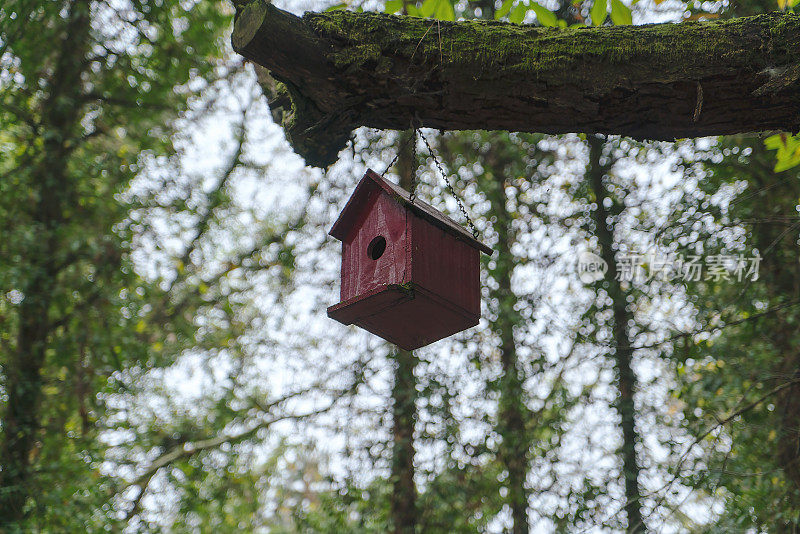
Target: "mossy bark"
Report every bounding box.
[233,1,800,167]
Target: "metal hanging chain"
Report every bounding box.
[417,129,480,240]
[380,138,405,177]
[408,130,419,204]
[381,120,419,181]
[380,128,480,240]
[380,130,415,178]
[380,129,420,202]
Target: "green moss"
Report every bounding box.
[398,282,416,293]
[275,79,350,168]
[304,10,800,89]
[241,3,800,166]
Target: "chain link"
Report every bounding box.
[380,129,415,179]
[381,130,419,203]
[417,129,480,240]
[408,130,418,204]
[381,128,481,241]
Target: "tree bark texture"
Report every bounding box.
[232,1,800,167]
[587,135,645,533]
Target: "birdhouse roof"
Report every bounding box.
[330,169,492,255]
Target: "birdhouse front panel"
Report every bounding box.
[340,187,410,301]
[327,169,492,351]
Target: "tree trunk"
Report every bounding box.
[472,4,531,529]
[389,129,418,534]
[483,151,529,534]
[233,1,800,167]
[586,135,645,533]
[739,146,800,522]
[0,0,91,525]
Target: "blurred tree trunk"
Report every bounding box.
[455,1,530,528]
[0,0,91,524]
[479,142,530,534]
[491,191,530,534]
[738,144,800,522]
[586,135,645,533]
[390,129,418,534]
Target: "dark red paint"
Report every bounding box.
[327,169,492,350]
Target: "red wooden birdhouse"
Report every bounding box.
[327,169,492,350]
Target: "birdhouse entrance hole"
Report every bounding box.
[367,236,386,260]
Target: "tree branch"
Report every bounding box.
[232,2,800,167]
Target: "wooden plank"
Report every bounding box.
[341,189,410,300]
[410,214,481,316]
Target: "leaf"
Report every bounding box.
[509,2,529,23]
[591,0,607,25]
[766,133,800,172]
[764,133,787,150]
[778,0,788,9]
[775,146,800,172]
[496,0,515,19]
[325,2,347,10]
[384,0,404,13]
[529,2,558,26]
[420,0,454,19]
[609,0,632,25]
[420,0,437,17]
[435,0,455,20]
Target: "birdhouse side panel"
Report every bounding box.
[340,193,410,301]
[409,215,481,316]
